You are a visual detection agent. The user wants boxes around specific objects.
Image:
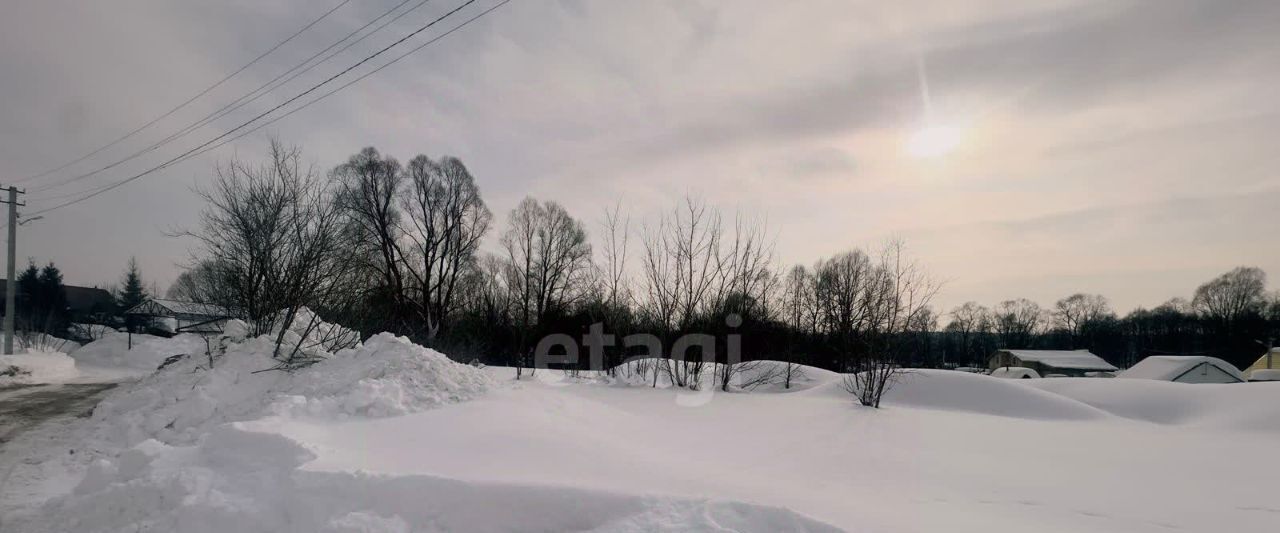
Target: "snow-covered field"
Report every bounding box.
[2,330,1278,532]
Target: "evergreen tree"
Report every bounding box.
[31,262,70,334]
[118,257,148,311]
[15,260,39,321]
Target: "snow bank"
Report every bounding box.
[16,333,82,355]
[0,351,79,385]
[276,307,361,357]
[989,366,1040,379]
[876,369,1109,421]
[1248,368,1280,381]
[89,332,492,447]
[273,332,493,418]
[1025,378,1280,431]
[14,424,838,533]
[70,332,209,372]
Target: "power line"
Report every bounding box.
[164,0,514,174]
[15,0,353,184]
[31,0,434,195]
[29,0,506,217]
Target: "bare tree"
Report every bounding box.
[332,147,410,332]
[841,241,940,408]
[993,298,1042,348]
[167,260,233,305]
[812,250,877,351]
[500,197,592,377]
[596,201,632,309]
[187,138,350,361]
[401,155,493,341]
[1053,293,1112,346]
[1193,266,1267,327]
[638,196,777,389]
[947,301,991,365]
[779,265,815,388]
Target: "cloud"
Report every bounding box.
[0,0,1275,315]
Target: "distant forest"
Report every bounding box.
[164,139,1280,373]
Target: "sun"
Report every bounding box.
[905,124,964,159]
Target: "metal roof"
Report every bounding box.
[997,349,1119,371]
[124,298,232,320]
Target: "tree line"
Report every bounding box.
[941,266,1280,370]
[167,139,1279,384]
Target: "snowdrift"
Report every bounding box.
[874,369,1110,421]
[1025,378,1280,431]
[592,358,838,393]
[70,332,210,372]
[90,332,493,447]
[0,351,79,385]
[14,424,839,533]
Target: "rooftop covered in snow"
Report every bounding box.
[123,299,233,320]
[990,349,1118,372]
[1120,356,1244,383]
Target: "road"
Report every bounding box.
[0,383,118,447]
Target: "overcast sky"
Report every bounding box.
[2,0,1278,316]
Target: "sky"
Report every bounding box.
[1,0,1278,317]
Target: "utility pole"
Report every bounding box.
[2,186,25,355]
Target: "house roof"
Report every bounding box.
[64,286,115,312]
[124,298,231,320]
[998,349,1118,371]
[0,282,114,313]
[1120,356,1244,382]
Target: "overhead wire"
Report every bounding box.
[30,0,434,194]
[14,0,353,184]
[29,0,508,217]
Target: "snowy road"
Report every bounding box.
[0,383,117,447]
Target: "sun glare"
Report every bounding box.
[905,124,964,159]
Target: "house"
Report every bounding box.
[123,298,233,334]
[64,286,118,321]
[1119,356,1244,384]
[987,349,1118,377]
[1244,348,1280,382]
[0,282,116,323]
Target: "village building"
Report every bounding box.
[1119,355,1244,384]
[987,349,1118,377]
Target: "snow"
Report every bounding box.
[0,351,79,385]
[1000,349,1119,371]
[84,331,492,448]
[1248,368,1280,381]
[1119,355,1244,383]
[5,338,1280,532]
[1024,377,1280,431]
[989,366,1041,379]
[878,369,1107,420]
[69,331,210,374]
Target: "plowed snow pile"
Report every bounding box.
[0,351,79,385]
[2,327,497,532]
[91,331,492,447]
[70,332,209,373]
